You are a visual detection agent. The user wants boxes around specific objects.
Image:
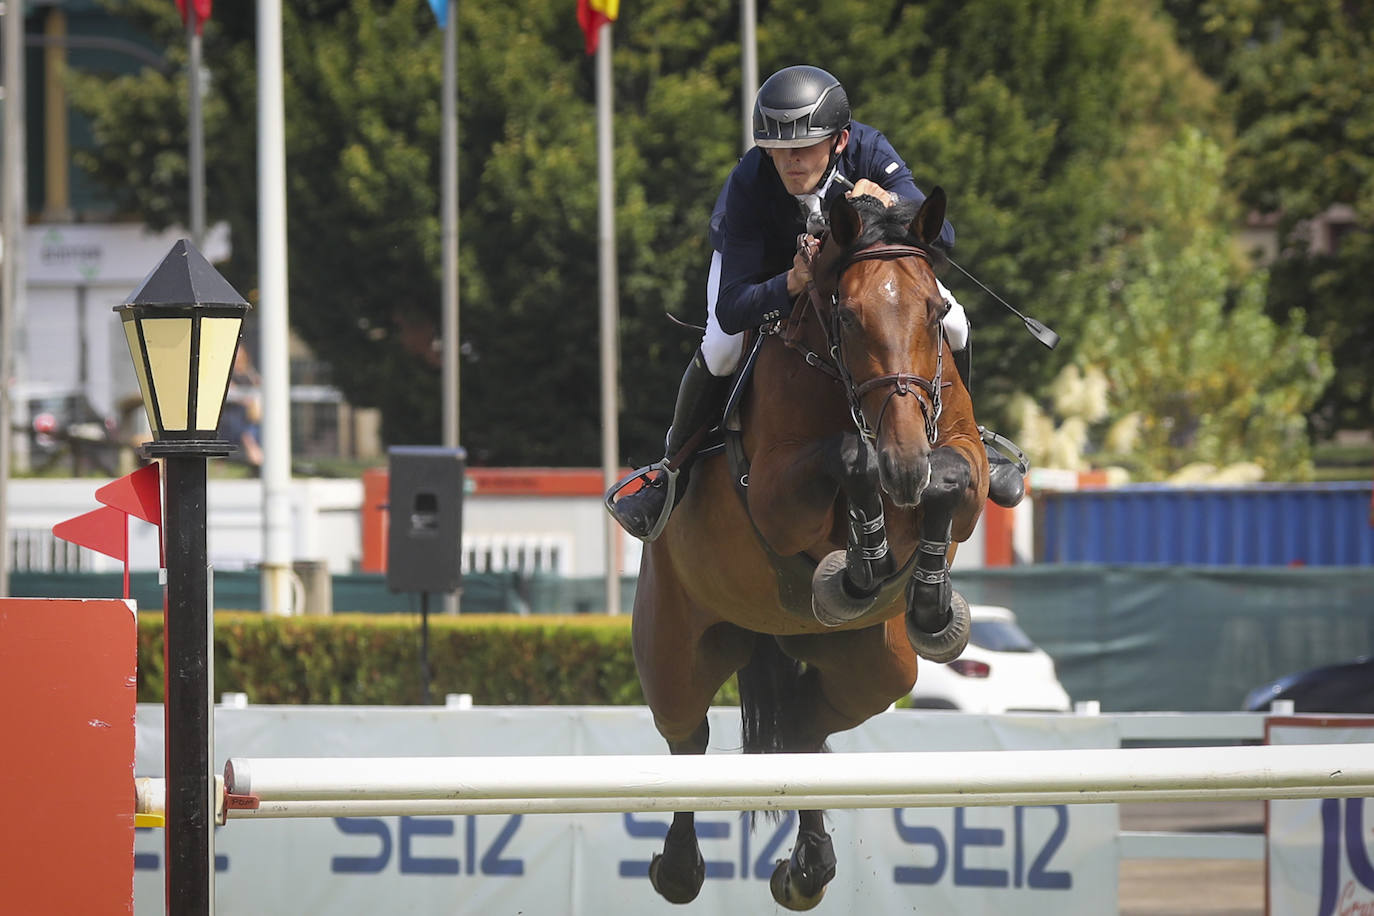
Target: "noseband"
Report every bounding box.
[830,243,947,445]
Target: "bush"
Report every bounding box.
[138,612,739,707]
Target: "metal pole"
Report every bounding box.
[419,590,431,704]
[188,6,205,249]
[257,0,293,614]
[0,0,28,598]
[740,0,757,156]
[596,24,620,615]
[163,453,213,915]
[440,0,460,616]
[440,0,458,452]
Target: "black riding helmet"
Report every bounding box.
[752,65,851,149]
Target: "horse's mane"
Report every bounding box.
[838,194,949,272]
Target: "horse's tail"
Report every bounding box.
[738,634,807,755]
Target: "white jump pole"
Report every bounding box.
[204,744,1374,820]
[224,783,1370,820]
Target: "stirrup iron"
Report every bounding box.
[605,461,681,542]
[979,425,1029,475]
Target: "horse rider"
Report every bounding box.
[608,64,1026,542]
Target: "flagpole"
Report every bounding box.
[441,0,458,453]
[0,0,25,599]
[257,0,294,615]
[187,4,205,248]
[740,0,757,155]
[440,0,460,616]
[596,22,620,616]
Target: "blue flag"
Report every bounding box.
[428,0,448,28]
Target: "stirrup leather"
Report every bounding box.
[604,461,681,542]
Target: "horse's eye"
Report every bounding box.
[932,297,951,324]
[836,305,859,330]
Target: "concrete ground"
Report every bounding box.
[1118,801,1265,915]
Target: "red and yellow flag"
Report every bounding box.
[577,0,619,55]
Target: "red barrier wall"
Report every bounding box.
[0,598,137,914]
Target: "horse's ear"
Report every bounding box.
[911,186,947,245]
[829,196,862,247]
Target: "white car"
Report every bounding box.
[907,604,1072,714]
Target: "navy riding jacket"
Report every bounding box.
[708,121,955,336]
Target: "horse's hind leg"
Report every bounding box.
[633,560,757,905]
[762,622,919,909]
[649,720,710,904]
[769,808,837,911]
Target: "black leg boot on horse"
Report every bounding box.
[810,433,901,627]
[951,344,1028,508]
[903,446,974,663]
[607,348,730,542]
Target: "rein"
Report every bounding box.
[775,241,948,445]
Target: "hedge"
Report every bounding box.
[137,613,740,707]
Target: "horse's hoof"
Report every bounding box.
[649,846,705,905]
[770,858,829,911]
[905,589,971,662]
[769,828,836,910]
[811,550,879,626]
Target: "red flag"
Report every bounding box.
[96,464,162,527]
[53,506,128,563]
[577,0,619,55]
[176,0,213,35]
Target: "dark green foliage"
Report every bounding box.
[138,613,740,707]
[73,0,1344,472]
[1161,0,1374,433]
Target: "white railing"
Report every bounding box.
[1111,710,1278,861]
[9,527,85,572]
[461,534,572,575]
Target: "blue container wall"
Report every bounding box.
[1037,482,1374,565]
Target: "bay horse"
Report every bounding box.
[631,188,990,909]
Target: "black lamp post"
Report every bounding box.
[118,239,250,915]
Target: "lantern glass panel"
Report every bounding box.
[122,317,158,435]
[195,317,242,431]
[142,317,194,431]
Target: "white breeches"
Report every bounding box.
[700,251,744,376]
[699,250,970,379]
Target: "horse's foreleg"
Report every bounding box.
[831,432,896,595]
[810,433,899,625]
[905,446,974,662]
[649,720,709,905]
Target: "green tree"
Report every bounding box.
[74,0,450,445]
[751,0,1223,428]
[74,0,740,464]
[1076,131,1331,478]
[73,0,1243,469]
[1162,0,1374,433]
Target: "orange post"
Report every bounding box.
[982,502,1015,567]
[360,467,389,573]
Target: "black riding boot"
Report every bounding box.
[951,344,1026,509]
[608,349,730,541]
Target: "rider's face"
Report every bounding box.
[766,130,849,195]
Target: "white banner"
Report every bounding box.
[134,706,1118,914]
[1268,720,1374,916]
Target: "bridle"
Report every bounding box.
[778,241,948,446]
